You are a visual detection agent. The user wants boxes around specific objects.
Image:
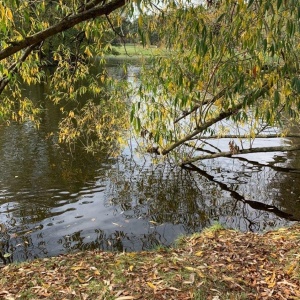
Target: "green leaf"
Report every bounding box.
[292,78,300,94]
[277,0,282,10]
[274,90,280,107]
[247,0,255,8]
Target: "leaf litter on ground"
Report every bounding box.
[0,224,300,299]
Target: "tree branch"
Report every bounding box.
[174,87,227,124]
[181,144,300,165]
[0,0,126,61]
[191,133,300,139]
[161,82,270,155]
[0,43,39,94]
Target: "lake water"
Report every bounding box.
[0,61,300,264]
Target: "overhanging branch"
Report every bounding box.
[0,0,126,61]
[162,82,270,155]
[0,43,39,94]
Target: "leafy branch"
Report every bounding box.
[162,82,270,155]
[0,0,126,61]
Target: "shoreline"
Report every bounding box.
[1,223,300,299]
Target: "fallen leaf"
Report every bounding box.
[286,263,297,275]
[149,221,158,224]
[71,266,86,271]
[76,275,87,284]
[147,282,156,289]
[183,273,195,284]
[167,287,181,291]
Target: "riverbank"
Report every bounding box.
[1,224,300,299]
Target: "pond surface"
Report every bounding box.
[0,61,300,264]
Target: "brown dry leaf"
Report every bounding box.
[76,275,87,284]
[183,273,195,284]
[167,287,181,291]
[222,275,235,283]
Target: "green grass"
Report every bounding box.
[108,43,164,58]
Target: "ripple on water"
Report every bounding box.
[58,191,71,196]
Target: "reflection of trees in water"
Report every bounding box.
[0,120,118,264]
[56,228,165,253]
[267,137,300,219]
[0,227,46,264]
[106,151,297,236]
[189,158,298,230]
[107,157,214,232]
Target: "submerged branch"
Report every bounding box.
[235,155,300,174]
[183,163,299,222]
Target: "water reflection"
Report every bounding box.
[0,62,300,264]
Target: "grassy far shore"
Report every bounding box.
[106,44,164,59]
[1,224,300,300]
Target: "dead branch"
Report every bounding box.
[234,155,300,174]
[191,133,300,140]
[181,144,300,165]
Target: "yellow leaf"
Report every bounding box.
[268,281,276,288]
[71,266,86,271]
[265,271,276,288]
[84,46,92,57]
[6,8,13,22]
[196,270,205,278]
[185,266,204,278]
[286,263,297,275]
[195,251,203,257]
[147,282,156,289]
[129,265,134,271]
[185,266,196,272]
[76,275,86,284]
